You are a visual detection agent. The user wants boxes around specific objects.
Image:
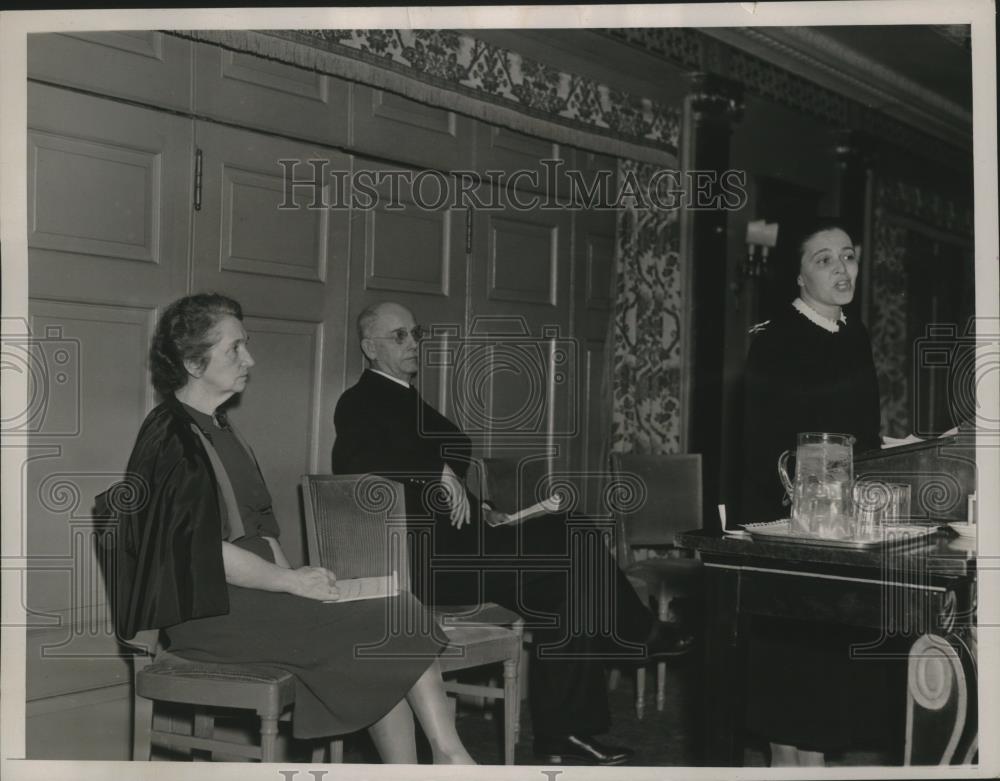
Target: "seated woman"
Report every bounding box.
[114,293,473,764]
[740,221,901,766]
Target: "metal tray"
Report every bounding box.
[742,520,942,550]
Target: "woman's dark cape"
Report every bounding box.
[99,399,229,641]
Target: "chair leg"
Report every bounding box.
[515,625,527,744]
[132,695,153,761]
[503,658,517,765]
[192,711,214,761]
[656,583,670,713]
[513,665,523,745]
[260,716,279,763]
[311,737,345,763]
[481,677,495,720]
[656,660,667,711]
[635,667,646,720]
[519,631,531,703]
[608,667,621,691]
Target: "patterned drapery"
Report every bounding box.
[611,160,685,455]
[869,177,973,437]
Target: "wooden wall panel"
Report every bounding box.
[467,202,572,464]
[27,32,192,112]
[352,85,474,171]
[27,84,191,307]
[221,166,327,283]
[25,300,154,606]
[473,124,569,198]
[363,206,452,296]
[30,133,158,263]
[477,207,569,315]
[191,121,347,319]
[193,42,351,147]
[488,216,558,306]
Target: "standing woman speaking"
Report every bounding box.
[741,220,881,525]
[740,222,897,766]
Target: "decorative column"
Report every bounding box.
[680,72,744,527]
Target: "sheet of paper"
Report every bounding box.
[324,571,397,603]
[487,495,562,526]
[881,434,925,449]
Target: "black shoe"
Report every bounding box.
[645,619,696,658]
[534,734,635,766]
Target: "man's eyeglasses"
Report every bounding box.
[370,325,426,345]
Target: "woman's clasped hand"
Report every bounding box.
[286,566,340,601]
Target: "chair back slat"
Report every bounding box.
[302,474,410,588]
[608,453,703,550]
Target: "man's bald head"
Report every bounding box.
[356,302,415,341]
[358,301,420,382]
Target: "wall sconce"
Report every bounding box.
[742,219,779,278]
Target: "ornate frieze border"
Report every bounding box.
[301,29,682,150]
[176,29,683,161]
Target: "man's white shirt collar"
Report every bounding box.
[371,368,412,389]
[793,297,846,333]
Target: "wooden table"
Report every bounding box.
[675,527,977,766]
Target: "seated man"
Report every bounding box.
[332,301,690,766]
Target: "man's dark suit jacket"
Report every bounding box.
[331,369,498,600]
[333,369,472,487]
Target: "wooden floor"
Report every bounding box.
[320,653,896,767]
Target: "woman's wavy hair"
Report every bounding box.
[150,293,243,397]
[790,218,857,263]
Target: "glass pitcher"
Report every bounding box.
[777,432,856,538]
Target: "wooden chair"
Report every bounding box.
[905,632,978,765]
[130,629,342,762]
[301,473,523,764]
[607,452,703,718]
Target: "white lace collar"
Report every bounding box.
[792,297,846,333]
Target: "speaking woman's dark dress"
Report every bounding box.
[740,301,902,753]
[114,397,443,739]
[741,300,881,525]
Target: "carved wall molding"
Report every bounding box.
[876,174,974,235]
[605,27,971,167]
[732,27,970,144]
